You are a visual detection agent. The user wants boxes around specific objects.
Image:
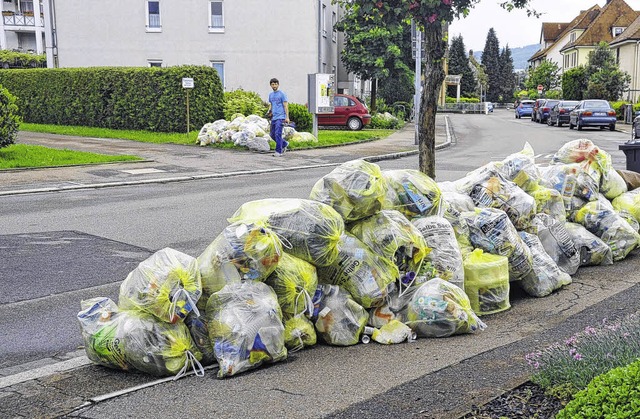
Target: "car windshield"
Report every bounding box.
[562,101,579,107]
[521,103,533,107]
[584,100,610,109]
[545,101,559,107]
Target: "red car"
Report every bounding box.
[317,94,371,130]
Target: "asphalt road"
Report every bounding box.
[1,109,638,418]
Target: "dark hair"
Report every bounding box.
[270,78,279,84]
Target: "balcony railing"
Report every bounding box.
[3,14,43,27]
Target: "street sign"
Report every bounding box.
[537,84,543,94]
[182,77,194,89]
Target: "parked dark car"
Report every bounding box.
[569,99,617,131]
[531,99,546,122]
[536,99,559,124]
[547,100,580,127]
[317,94,371,130]
[514,100,535,118]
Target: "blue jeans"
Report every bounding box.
[270,119,286,153]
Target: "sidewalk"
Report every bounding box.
[0,116,450,196]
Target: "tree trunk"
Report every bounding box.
[418,24,446,178]
[370,78,378,114]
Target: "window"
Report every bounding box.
[613,27,624,37]
[148,60,162,67]
[146,1,161,32]
[19,0,34,13]
[331,11,337,42]
[209,1,224,33]
[211,61,224,87]
[322,4,327,37]
[569,32,576,43]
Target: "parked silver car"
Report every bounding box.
[569,99,617,131]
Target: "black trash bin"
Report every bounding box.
[619,141,640,173]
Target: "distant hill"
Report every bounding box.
[472,44,539,71]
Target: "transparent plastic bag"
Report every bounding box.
[370,320,415,344]
[572,201,640,261]
[283,314,317,350]
[184,311,216,366]
[412,216,464,289]
[496,142,542,193]
[228,198,345,267]
[197,221,282,304]
[460,208,533,281]
[313,284,368,346]
[265,252,318,317]
[463,249,510,315]
[78,297,203,378]
[405,278,486,338]
[309,159,387,222]
[246,136,271,152]
[564,222,613,266]
[551,139,611,179]
[349,209,430,274]
[468,173,537,230]
[600,167,627,200]
[206,281,287,378]
[118,248,202,324]
[518,232,572,297]
[539,163,599,205]
[527,213,580,275]
[612,188,640,224]
[438,181,476,213]
[528,186,567,222]
[382,169,441,219]
[316,232,398,309]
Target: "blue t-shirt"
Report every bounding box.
[269,90,288,120]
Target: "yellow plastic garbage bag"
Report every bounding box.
[228,198,344,267]
[283,314,317,350]
[382,169,441,219]
[317,232,398,309]
[313,284,368,346]
[310,159,387,222]
[78,297,203,378]
[118,248,202,324]
[266,252,318,317]
[519,232,572,298]
[612,188,640,224]
[370,320,416,344]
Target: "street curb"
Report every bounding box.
[0,118,452,196]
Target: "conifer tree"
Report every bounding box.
[498,45,516,102]
[481,28,501,102]
[447,35,476,98]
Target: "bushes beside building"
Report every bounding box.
[0,65,224,133]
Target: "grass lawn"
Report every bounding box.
[11,122,399,168]
[19,122,398,149]
[0,144,141,169]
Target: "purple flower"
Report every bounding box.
[573,353,583,361]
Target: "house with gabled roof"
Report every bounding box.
[528,21,574,69]
[560,0,638,71]
[609,14,640,102]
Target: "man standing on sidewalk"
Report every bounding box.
[267,78,290,157]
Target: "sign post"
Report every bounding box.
[307,73,335,139]
[182,77,195,133]
[537,84,544,96]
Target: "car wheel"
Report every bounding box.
[347,117,363,131]
[557,122,563,127]
[610,124,615,131]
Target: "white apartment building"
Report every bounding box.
[0,0,46,55]
[5,0,342,104]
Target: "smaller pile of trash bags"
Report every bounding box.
[77,138,640,380]
[196,113,317,152]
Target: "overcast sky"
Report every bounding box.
[448,0,640,52]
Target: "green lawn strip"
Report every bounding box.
[19,123,397,149]
[0,144,141,169]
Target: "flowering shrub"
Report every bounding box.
[526,311,640,397]
[370,112,401,129]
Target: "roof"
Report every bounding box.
[541,22,570,43]
[561,0,638,52]
[610,13,640,45]
[528,5,601,62]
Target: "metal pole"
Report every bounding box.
[414,25,421,146]
[186,90,190,134]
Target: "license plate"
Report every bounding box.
[594,112,606,116]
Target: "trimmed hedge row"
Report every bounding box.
[0,66,224,132]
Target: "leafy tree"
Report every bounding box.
[337,0,537,177]
[0,85,21,148]
[498,45,516,102]
[447,35,476,98]
[585,42,630,101]
[336,8,410,113]
[525,60,560,93]
[561,66,588,100]
[481,28,501,102]
[378,68,415,106]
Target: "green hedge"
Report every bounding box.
[0,50,46,68]
[223,89,268,120]
[0,66,223,132]
[0,85,21,148]
[288,103,312,132]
